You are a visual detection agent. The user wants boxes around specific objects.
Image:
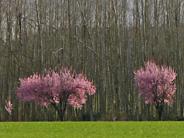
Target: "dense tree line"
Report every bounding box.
[0,0,184,121]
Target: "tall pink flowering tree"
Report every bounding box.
[16,68,96,121]
[134,61,176,120]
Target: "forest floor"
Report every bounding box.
[0,122,183,138]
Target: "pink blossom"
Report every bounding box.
[134,61,176,105]
[5,99,13,115]
[16,68,96,120]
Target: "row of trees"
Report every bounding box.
[3,60,176,121]
[0,0,183,121]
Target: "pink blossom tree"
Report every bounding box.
[134,61,176,120]
[16,68,96,121]
[5,99,13,115]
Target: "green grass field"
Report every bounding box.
[0,122,183,138]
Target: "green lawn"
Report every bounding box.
[0,122,183,138]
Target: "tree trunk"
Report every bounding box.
[58,110,65,121]
[52,102,67,121]
[156,104,164,121]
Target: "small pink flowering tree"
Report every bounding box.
[16,68,96,121]
[134,61,176,120]
[5,99,13,115]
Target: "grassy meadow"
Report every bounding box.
[0,122,183,138]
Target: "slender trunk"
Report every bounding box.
[158,108,162,121]
[59,100,67,121]
[156,104,164,121]
[58,109,65,121]
[52,102,67,121]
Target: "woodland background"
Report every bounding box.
[0,0,184,121]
